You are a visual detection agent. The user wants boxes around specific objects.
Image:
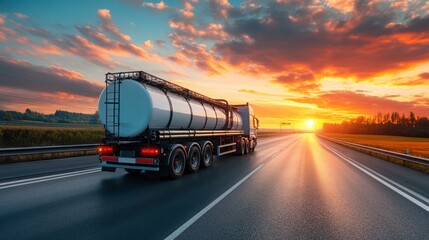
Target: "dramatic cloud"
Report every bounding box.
[214,0,429,81]
[289,91,429,117]
[1,1,429,123]
[209,0,233,19]
[419,72,429,80]
[393,72,429,86]
[6,9,150,69]
[273,70,320,92]
[151,0,429,91]
[167,32,226,74]
[0,57,103,98]
[160,1,232,73]
[98,9,131,42]
[179,1,195,19]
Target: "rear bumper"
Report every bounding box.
[99,155,160,171]
[99,162,159,171]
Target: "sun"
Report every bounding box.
[306,119,315,129]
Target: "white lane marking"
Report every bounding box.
[321,143,429,213]
[0,168,101,190]
[164,164,264,240]
[322,143,429,205]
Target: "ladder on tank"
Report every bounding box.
[105,78,121,138]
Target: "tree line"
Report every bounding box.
[0,109,100,124]
[323,112,429,138]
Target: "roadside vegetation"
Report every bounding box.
[0,109,100,124]
[323,112,429,138]
[323,133,429,159]
[0,125,104,148]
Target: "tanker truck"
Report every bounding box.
[97,71,259,179]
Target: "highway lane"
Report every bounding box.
[0,134,428,239]
[0,155,99,182]
[177,134,429,239]
[0,134,296,239]
[0,135,287,182]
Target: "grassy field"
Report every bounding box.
[0,124,104,148]
[0,125,288,147]
[323,133,429,159]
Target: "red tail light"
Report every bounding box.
[98,145,114,155]
[141,147,160,157]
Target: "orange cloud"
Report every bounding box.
[212,0,429,84]
[180,1,195,18]
[142,40,154,50]
[3,47,42,59]
[98,9,131,42]
[326,0,354,13]
[143,1,170,11]
[32,41,63,55]
[395,72,429,86]
[289,91,429,117]
[8,9,151,68]
[209,0,232,19]
[273,70,320,93]
[61,35,116,68]
[169,20,228,40]
[0,24,17,42]
[50,66,85,79]
[168,32,227,74]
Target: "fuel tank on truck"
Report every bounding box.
[97,79,243,138]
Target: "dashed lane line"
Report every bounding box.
[0,168,101,190]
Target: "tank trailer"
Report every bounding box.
[97,71,259,179]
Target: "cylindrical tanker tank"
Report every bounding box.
[98,80,242,137]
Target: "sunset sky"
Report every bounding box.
[1,0,429,129]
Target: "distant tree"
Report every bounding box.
[383,113,390,124]
[323,112,429,138]
[0,109,101,124]
[409,112,416,128]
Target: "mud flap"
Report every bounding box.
[102,166,116,172]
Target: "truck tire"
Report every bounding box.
[168,147,186,179]
[125,168,142,175]
[236,139,245,155]
[200,144,213,168]
[249,139,256,152]
[186,145,201,173]
[244,139,250,154]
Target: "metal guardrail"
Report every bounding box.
[318,135,429,167]
[0,144,99,157]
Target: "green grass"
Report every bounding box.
[323,133,429,159]
[0,125,104,148]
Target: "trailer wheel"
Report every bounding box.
[186,146,201,173]
[244,139,250,154]
[249,139,256,152]
[125,168,142,175]
[236,139,245,155]
[168,148,186,179]
[200,144,213,168]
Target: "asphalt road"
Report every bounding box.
[0,134,428,240]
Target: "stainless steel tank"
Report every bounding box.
[98,80,242,137]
